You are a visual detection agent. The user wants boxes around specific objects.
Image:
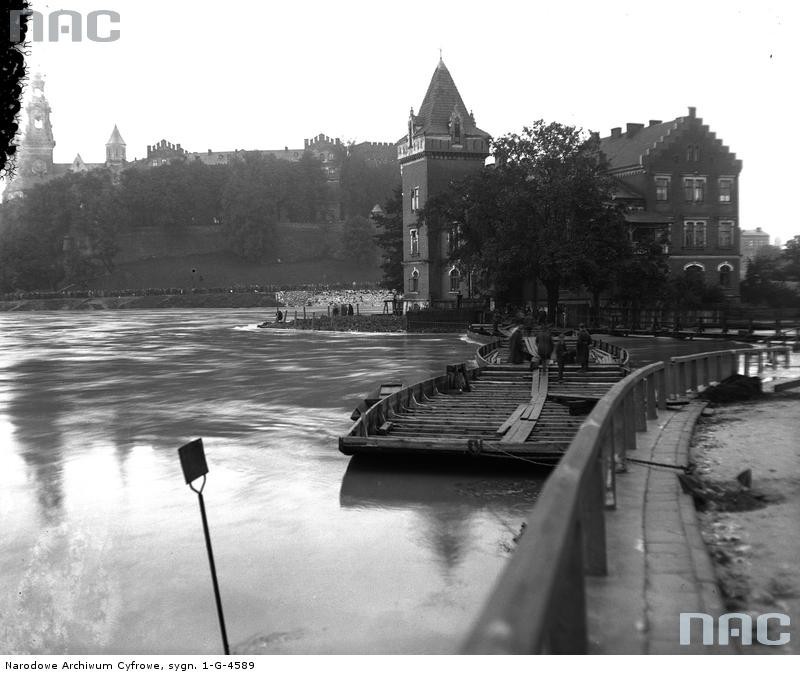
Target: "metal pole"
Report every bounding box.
[195,488,230,655]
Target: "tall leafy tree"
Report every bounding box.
[373,187,403,290]
[1,1,28,178]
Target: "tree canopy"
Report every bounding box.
[421,120,635,317]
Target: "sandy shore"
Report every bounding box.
[690,390,800,653]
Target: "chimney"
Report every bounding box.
[648,119,662,127]
[208,149,212,154]
[589,131,600,142]
[284,145,288,151]
[611,127,622,138]
[626,123,644,137]
[688,106,696,118]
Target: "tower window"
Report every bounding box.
[409,269,419,293]
[449,268,460,292]
[453,118,461,144]
[411,186,420,211]
[34,117,43,129]
[410,229,419,256]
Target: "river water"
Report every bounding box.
[0,310,545,655]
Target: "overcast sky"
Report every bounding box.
[15,0,800,244]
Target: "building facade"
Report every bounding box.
[740,227,771,277]
[600,107,743,299]
[398,58,491,310]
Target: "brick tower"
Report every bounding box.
[398,58,490,310]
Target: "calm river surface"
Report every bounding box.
[0,309,546,655]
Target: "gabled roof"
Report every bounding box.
[599,121,678,169]
[106,124,126,146]
[413,59,488,137]
[599,109,741,172]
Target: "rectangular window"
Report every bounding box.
[683,220,707,248]
[718,220,734,248]
[683,177,706,203]
[409,229,419,256]
[449,270,460,292]
[411,186,420,211]
[718,178,733,203]
[655,175,670,201]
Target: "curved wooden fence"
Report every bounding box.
[462,344,791,654]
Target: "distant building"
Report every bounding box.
[740,227,771,277]
[600,107,743,299]
[399,58,491,310]
[3,74,395,223]
[3,74,125,199]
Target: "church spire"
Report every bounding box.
[106,124,126,164]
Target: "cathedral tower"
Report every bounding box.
[7,73,58,197]
[398,58,490,310]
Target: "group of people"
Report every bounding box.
[509,322,592,381]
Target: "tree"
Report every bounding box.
[421,121,629,317]
[220,153,280,261]
[339,152,399,220]
[373,187,403,290]
[741,245,800,307]
[342,216,377,266]
[1,2,28,178]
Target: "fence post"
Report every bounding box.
[602,430,617,509]
[547,520,588,654]
[689,360,698,393]
[646,375,658,420]
[657,365,667,410]
[580,452,607,576]
[757,351,764,374]
[612,406,627,469]
[634,380,647,431]
[743,353,750,376]
[623,393,637,451]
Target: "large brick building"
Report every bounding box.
[599,108,743,299]
[398,58,491,310]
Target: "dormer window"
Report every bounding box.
[450,114,462,145]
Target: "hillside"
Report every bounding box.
[87,252,382,290]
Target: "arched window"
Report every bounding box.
[719,264,733,288]
[684,263,705,284]
[453,118,461,144]
[449,267,460,292]
[409,268,419,293]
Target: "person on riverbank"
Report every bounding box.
[576,323,591,371]
[535,324,554,371]
[555,333,567,382]
[508,324,526,364]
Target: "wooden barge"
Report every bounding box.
[339,334,629,463]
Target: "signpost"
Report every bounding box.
[178,438,230,655]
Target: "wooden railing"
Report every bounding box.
[462,343,791,654]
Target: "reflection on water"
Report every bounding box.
[0,309,542,655]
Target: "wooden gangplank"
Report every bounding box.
[339,337,627,463]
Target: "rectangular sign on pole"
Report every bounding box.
[178,438,208,484]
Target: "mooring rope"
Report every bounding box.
[627,457,694,473]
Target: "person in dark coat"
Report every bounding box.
[507,325,526,364]
[535,325,554,370]
[576,323,591,371]
[555,333,567,382]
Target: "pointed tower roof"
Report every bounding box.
[415,59,487,137]
[106,125,126,146]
